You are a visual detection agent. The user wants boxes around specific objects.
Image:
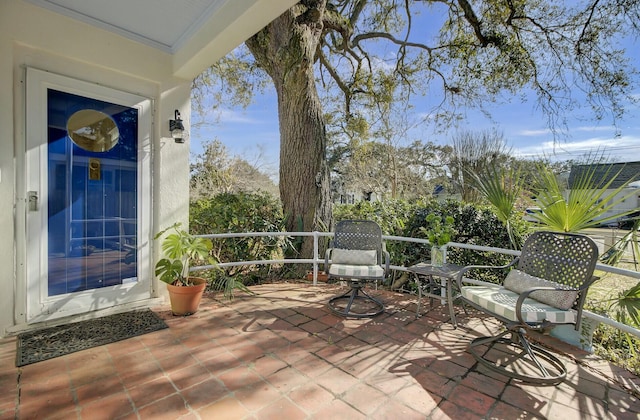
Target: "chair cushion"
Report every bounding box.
[503,269,579,310]
[328,264,385,279]
[461,285,577,324]
[331,249,377,265]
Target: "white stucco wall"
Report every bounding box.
[0,1,191,335]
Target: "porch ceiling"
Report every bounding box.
[27,0,297,79]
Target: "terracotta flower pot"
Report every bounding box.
[166,277,207,316]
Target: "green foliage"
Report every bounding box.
[335,198,519,282]
[209,270,254,301]
[333,199,415,267]
[530,159,640,328]
[196,0,639,263]
[532,160,638,232]
[154,223,214,286]
[614,283,640,327]
[467,164,524,248]
[449,129,512,203]
[190,139,278,200]
[601,220,640,266]
[192,46,269,116]
[586,282,640,375]
[190,192,288,286]
[420,214,456,246]
[415,200,517,283]
[333,200,413,238]
[593,325,640,376]
[595,282,640,328]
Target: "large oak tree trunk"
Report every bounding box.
[246,2,332,262]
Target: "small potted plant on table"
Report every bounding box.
[154,223,215,315]
[420,214,456,267]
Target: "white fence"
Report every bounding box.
[192,231,640,339]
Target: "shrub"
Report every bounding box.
[335,198,520,282]
[190,195,524,285]
[190,192,288,286]
[333,200,415,266]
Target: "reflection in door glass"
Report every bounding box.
[66,109,120,152]
[47,89,138,296]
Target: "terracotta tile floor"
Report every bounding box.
[1,282,640,419]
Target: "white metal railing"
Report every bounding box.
[192,230,640,338]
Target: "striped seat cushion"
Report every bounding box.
[328,264,385,279]
[461,285,577,324]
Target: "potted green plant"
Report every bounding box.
[420,214,456,267]
[154,223,214,315]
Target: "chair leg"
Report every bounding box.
[344,287,359,314]
[468,326,567,385]
[328,280,384,318]
[516,328,551,378]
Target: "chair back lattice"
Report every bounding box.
[332,220,383,264]
[517,231,599,291]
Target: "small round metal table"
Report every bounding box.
[407,262,463,327]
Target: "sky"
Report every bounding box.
[190,6,640,180]
[191,89,640,172]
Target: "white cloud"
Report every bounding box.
[370,56,396,73]
[219,109,263,124]
[573,125,617,133]
[195,107,264,125]
[513,133,640,163]
[517,128,552,136]
[517,124,618,137]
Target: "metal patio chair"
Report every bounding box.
[325,220,390,318]
[455,231,599,385]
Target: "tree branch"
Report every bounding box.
[318,49,353,115]
[351,31,434,52]
[576,0,601,54]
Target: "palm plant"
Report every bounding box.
[599,221,640,336]
[532,159,640,336]
[467,165,523,249]
[532,162,637,232]
[608,282,640,327]
[210,271,253,300]
[601,221,640,268]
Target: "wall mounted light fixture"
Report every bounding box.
[169,109,185,143]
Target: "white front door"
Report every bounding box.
[25,68,153,323]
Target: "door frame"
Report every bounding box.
[25,68,153,323]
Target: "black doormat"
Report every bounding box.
[16,309,168,367]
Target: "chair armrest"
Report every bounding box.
[455,259,518,291]
[514,276,599,328]
[585,275,600,288]
[382,249,390,276]
[514,285,576,325]
[324,248,333,272]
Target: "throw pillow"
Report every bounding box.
[331,249,377,266]
[503,269,579,310]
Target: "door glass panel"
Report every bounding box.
[47,89,138,296]
[67,110,120,152]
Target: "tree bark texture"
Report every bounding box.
[246,2,332,260]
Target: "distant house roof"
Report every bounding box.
[568,161,640,189]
